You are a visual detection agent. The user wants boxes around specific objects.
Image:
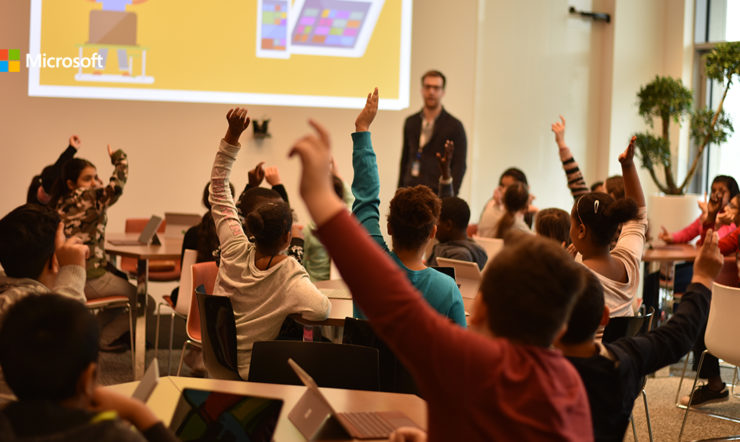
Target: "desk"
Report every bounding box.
[108,376,427,441]
[642,243,698,263]
[105,234,183,379]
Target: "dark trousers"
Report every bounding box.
[692,321,720,379]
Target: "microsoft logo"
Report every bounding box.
[0,49,21,72]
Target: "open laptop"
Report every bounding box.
[108,215,163,246]
[288,358,421,440]
[164,212,201,238]
[434,257,481,300]
[473,236,504,261]
[169,387,283,442]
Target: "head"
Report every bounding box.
[238,187,284,235]
[436,197,471,242]
[502,183,529,214]
[0,294,100,401]
[590,181,605,193]
[535,208,571,246]
[246,201,293,255]
[727,194,740,225]
[605,175,624,200]
[60,158,99,194]
[495,168,528,201]
[26,175,44,205]
[711,175,739,207]
[420,70,446,110]
[387,185,441,252]
[0,204,60,280]
[557,269,608,346]
[470,234,586,346]
[570,192,638,251]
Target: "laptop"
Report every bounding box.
[169,387,283,442]
[473,236,504,260]
[108,215,163,246]
[434,257,481,300]
[131,359,159,402]
[288,358,421,440]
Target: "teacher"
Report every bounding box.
[398,70,467,195]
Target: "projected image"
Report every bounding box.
[28,0,411,109]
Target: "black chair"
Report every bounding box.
[342,317,419,396]
[247,341,380,391]
[195,287,242,381]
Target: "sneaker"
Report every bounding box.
[680,383,729,406]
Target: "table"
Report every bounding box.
[105,234,183,379]
[642,243,698,263]
[108,376,427,441]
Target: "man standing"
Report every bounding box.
[398,70,467,195]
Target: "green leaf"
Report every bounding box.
[706,42,740,85]
[691,107,734,145]
[636,76,692,127]
[634,132,671,169]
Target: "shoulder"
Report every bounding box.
[440,108,464,127]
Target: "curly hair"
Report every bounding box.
[572,192,638,246]
[246,201,293,254]
[388,185,441,251]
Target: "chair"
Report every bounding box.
[121,218,179,281]
[247,341,380,391]
[342,317,419,395]
[86,296,135,377]
[602,306,655,442]
[195,288,241,380]
[154,249,197,374]
[176,261,218,376]
[679,283,740,440]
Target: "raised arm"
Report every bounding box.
[264,166,290,204]
[98,144,128,208]
[619,136,646,208]
[551,116,588,199]
[350,88,389,251]
[210,108,251,260]
[449,123,467,195]
[436,140,455,198]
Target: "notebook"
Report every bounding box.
[108,215,163,246]
[434,257,481,300]
[287,358,420,440]
[169,388,283,442]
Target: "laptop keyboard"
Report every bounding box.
[339,411,397,439]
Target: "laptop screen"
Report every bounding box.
[170,388,283,442]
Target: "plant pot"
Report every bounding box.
[648,194,701,243]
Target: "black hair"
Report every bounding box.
[499,168,528,186]
[388,185,441,251]
[0,294,99,401]
[560,269,605,344]
[535,208,571,245]
[197,181,233,264]
[440,197,471,231]
[50,158,96,206]
[421,70,446,88]
[238,187,283,221]
[494,183,529,239]
[480,234,586,347]
[0,204,60,279]
[572,192,638,247]
[246,201,293,254]
[605,175,624,200]
[332,175,345,200]
[590,181,604,192]
[712,175,740,199]
[26,175,43,205]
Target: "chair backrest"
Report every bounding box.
[125,217,167,233]
[706,282,740,367]
[195,289,241,380]
[473,236,504,261]
[186,261,219,343]
[247,341,380,391]
[601,307,654,344]
[715,256,739,288]
[175,249,198,316]
[164,212,201,238]
[342,317,418,395]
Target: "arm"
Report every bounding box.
[619,136,645,208]
[99,145,128,208]
[265,166,290,204]
[50,223,88,303]
[291,276,331,320]
[449,121,467,195]
[398,120,411,189]
[667,217,702,244]
[436,140,454,198]
[237,161,265,206]
[717,227,740,255]
[210,108,252,261]
[92,387,177,442]
[552,116,588,199]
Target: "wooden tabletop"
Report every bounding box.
[104,233,183,260]
[107,376,427,441]
[642,243,698,263]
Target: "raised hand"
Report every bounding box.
[658,226,674,244]
[54,222,89,268]
[692,229,723,287]
[69,135,81,150]
[248,161,266,187]
[551,115,567,149]
[106,144,113,158]
[224,107,251,145]
[264,166,282,186]
[355,87,379,132]
[435,140,454,180]
[618,136,636,166]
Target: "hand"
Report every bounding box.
[692,229,724,287]
[492,186,504,207]
[551,115,567,149]
[658,226,674,244]
[567,243,578,259]
[388,427,427,442]
[248,162,265,187]
[264,166,282,186]
[106,144,113,158]
[224,107,251,145]
[54,223,88,267]
[716,210,733,227]
[291,223,304,239]
[435,140,454,180]
[618,136,636,167]
[69,135,81,150]
[355,87,379,132]
[707,194,722,217]
[92,386,159,431]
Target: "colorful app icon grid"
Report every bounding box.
[261,0,289,50]
[292,0,370,48]
[0,49,21,72]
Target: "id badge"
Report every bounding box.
[411,159,420,177]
